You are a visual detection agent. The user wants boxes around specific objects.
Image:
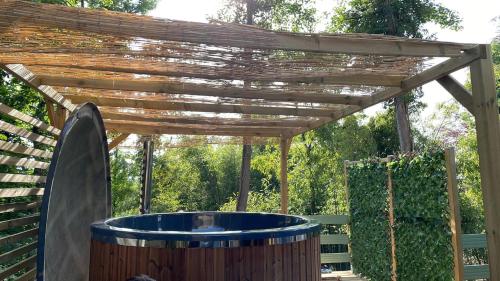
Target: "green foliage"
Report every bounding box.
[390,152,449,220]
[394,221,453,280]
[219,189,280,212]
[34,0,158,14]
[348,152,454,281]
[110,149,141,216]
[348,161,391,281]
[215,0,317,32]
[389,151,453,281]
[330,0,461,38]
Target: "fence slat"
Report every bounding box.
[0,120,56,147]
[14,267,36,281]
[463,264,490,280]
[0,155,50,170]
[461,233,487,249]
[320,253,351,264]
[0,228,38,247]
[0,188,44,198]
[0,255,36,280]
[0,140,52,159]
[0,174,46,183]
[0,201,42,213]
[0,102,60,136]
[0,242,37,263]
[320,234,349,245]
[0,214,39,231]
[306,215,350,225]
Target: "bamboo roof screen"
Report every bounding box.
[0,0,480,138]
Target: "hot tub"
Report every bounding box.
[89,212,321,281]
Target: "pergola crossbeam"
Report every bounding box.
[38,76,370,106]
[291,46,483,136]
[105,120,290,137]
[63,94,349,118]
[0,0,474,57]
[101,110,318,128]
[0,64,76,112]
[437,75,474,114]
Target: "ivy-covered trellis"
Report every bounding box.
[346,150,459,281]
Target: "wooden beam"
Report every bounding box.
[101,110,317,128]
[291,47,483,136]
[437,75,475,115]
[55,105,68,130]
[0,1,474,57]
[280,137,291,214]
[105,120,287,137]
[0,64,76,111]
[0,255,36,280]
[0,242,37,264]
[445,148,464,281]
[64,94,349,118]
[0,228,38,246]
[39,76,369,105]
[44,97,57,134]
[0,102,60,136]
[0,140,53,159]
[108,133,130,150]
[0,53,407,86]
[0,120,57,147]
[470,44,500,281]
[0,188,45,198]
[0,215,39,231]
[0,155,50,170]
[0,201,41,214]
[0,173,46,183]
[387,164,398,281]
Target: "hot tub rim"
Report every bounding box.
[91,211,321,248]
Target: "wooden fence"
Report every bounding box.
[462,233,489,280]
[0,102,59,280]
[306,215,351,267]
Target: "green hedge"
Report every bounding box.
[348,161,391,281]
[389,152,453,281]
[347,151,454,281]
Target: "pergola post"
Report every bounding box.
[236,137,252,211]
[280,137,291,214]
[140,137,154,214]
[470,44,500,281]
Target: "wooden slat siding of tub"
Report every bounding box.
[462,233,490,280]
[0,104,54,281]
[305,215,351,265]
[89,235,321,281]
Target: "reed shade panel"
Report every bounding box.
[0,0,477,137]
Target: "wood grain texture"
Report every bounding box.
[89,236,320,281]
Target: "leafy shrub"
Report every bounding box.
[348,151,454,281]
[348,161,391,281]
[389,151,453,281]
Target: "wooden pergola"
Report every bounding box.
[0,1,499,279]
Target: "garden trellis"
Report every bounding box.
[0,1,499,280]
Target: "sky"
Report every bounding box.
[149,0,500,119]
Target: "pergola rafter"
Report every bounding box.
[0,1,499,278]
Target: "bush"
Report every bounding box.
[348,161,391,281]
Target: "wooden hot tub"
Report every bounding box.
[89,212,321,281]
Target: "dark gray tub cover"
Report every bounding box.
[37,103,111,281]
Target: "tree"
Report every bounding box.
[215,0,317,211]
[37,0,158,13]
[331,0,461,153]
[215,0,317,32]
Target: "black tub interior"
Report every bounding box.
[107,212,307,232]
